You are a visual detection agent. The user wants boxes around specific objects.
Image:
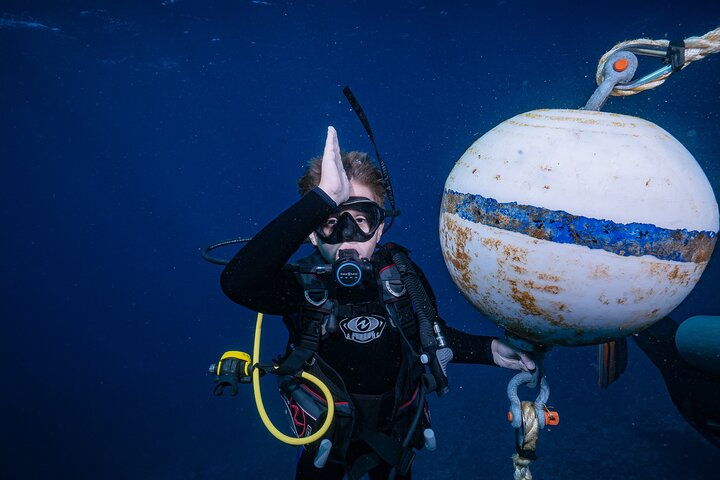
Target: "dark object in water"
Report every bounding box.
[633,316,720,449]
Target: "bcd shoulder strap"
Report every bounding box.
[274,271,332,376]
[378,263,417,340]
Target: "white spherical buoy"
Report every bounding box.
[440,109,718,346]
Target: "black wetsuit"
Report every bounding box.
[221,188,497,479]
[633,316,720,449]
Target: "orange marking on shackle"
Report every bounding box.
[544,410,560,426]
[613,58,629,72]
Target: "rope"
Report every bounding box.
[596,27,720,96]
[512,454,533,480]
[512,401,540,480]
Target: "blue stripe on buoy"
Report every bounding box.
[442,189,717,263]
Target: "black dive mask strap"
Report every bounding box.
[343,86,399,234]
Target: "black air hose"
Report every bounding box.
[390,247,452,397]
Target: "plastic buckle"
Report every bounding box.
[666,39,685,72]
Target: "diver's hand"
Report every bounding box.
[317,126,350,205]
[491,339,536,372]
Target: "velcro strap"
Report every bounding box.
[300,311,324,351]
[300,329,321,351]
[347,453,382,480]
[358,427,415,474]
[390,296,416,337]
[274,311,324,376]
[273,347,314,376]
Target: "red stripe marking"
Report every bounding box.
[378,264,395,274]
[399,386,419,410]
[301,384,349,406]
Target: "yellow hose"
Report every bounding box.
[251,312,335,446]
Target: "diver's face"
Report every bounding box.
[310,180,384,262]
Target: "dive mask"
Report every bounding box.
[315,197,386,245]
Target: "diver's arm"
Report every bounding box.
[444,323,535,370]
[220,188,336,314]
[443,325,496,365]
[221,126,343,314]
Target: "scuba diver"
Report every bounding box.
[600,315,719,449]
[632,315,720,449]
[219,126,536,479]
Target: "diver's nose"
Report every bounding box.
[338,212,357,242]
[341,222,354,240]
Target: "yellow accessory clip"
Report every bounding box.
[217,351,251,376]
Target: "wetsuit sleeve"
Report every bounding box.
[220,187,336,315]
[413,261,497,366]
[443,325,496,365]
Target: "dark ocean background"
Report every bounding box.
[2,1,719,479]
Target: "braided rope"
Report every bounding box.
[512,454,533,480]
[595,27,720,96]
[512,401,540,480]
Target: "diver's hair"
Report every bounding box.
[297,151,386,203]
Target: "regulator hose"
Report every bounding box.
[389,246,452,396]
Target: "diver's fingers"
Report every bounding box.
[497,358,516,370]
[331,125,340,157]
[512,359,532,372]
[495,355,535,372]
[520,353,536,372]
[324,126,337,163]
[325,126,344,175]
[330,127,346,179]
[318,126,349,205]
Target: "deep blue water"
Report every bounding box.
[1,1,719,479]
